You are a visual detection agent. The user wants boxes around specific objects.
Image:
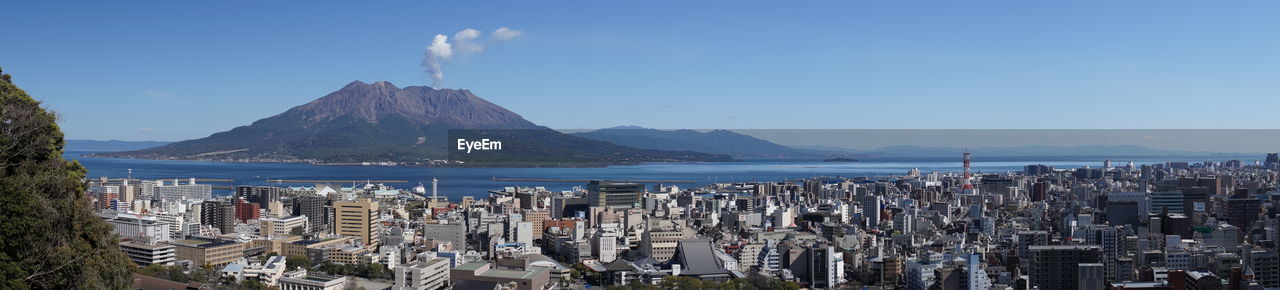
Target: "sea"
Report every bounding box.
[66,151,1260,201]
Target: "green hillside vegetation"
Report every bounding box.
[0,66,135,288]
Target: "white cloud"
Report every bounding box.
[454,28,484,53]
[492,27,522,40]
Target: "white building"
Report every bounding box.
[260,216,309,237]
[153,178,212,202]
[105,213,172,242]
[393,254,451,290]
[516,221,534,247]
[222,256,288,286]
[119,238,175,266]
[278,269,346,290]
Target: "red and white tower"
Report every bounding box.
[961,149,974,191]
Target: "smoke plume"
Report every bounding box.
[422,27,522,88]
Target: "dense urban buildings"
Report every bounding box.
[90,152,1280,289]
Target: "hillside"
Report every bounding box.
[572,127,839,158]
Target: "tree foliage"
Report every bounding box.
[286,255,313,271]
[0,66,135,288]
[313,261,393,280]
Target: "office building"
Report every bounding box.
[1078,263,1104,290]
[119,238,176,266]
[1028,245,1101,290]
[171,238,246,267]
[394,255,451,290]
[587,181,645,209]
[261,216,309,237]
[334,198,380,249]
[450,262,551,290]
[278,270,346,290]
[293,194,331,234]
[104,213,172,242]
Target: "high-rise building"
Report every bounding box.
[201,199,235,234]
[1265,153,1279,169]
[1108,192,1150,218]
[1078,263,1105,290]
[1028,245,1101,290]
[334,198,380,249]
[236,185,285,208]
[1031,181,1048,201]
[1250,250,1280,288]
[1105,201,1141,226]
[1151,191,1185,214]
[516,222,533,247]
[587,181,645,209]
[293,194,331,234]
[1227,198,1262,231]
[234,197,261,222]
[522,210,549,240]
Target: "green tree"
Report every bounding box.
[0,66,135,288]
[286,255,313,271]
[238,278,268,289]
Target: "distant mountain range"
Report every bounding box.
[567,128,1242,159]
[65,140,169,152]
[80,81,1251,167]
[571,127,844,158]
[90,81,730,166]
[789,144,1242,157]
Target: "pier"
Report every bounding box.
[490,177,694,183]
[265,179,410,184]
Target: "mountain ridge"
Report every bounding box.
[571,128,845,158]
[65,139,170,152]
[90,82,732,166]
[788,144,1251,157]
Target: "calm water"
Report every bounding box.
[66,151,1256,200]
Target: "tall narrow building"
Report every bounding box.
[335,198,381,249]
[293,194,330,234]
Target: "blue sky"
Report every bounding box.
[3,1,1279,141]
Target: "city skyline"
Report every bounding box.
[9,1,1280,289]
[4,1,1280,141]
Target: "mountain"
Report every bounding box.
[572,128,843,158]
[92,81,731,166]
[65,139,169,152]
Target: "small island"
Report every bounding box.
[824,157,859,162]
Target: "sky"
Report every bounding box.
[2,1,1279,142]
